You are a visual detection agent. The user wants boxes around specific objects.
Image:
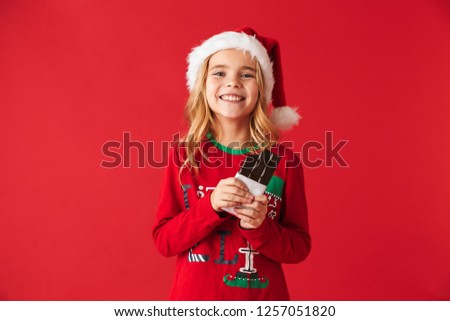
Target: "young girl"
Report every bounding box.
[152,27,311,300]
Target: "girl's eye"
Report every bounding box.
[212,71,225,77]
[241,73,255,78]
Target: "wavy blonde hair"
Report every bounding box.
[179,51,279,177]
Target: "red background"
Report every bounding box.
[1,0,449,300]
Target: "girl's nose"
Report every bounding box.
[226,75,241,87]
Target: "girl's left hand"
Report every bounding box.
[234,194,268,229]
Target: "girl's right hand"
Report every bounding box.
[210,177,255,212]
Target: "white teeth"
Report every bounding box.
[220,94,244,102]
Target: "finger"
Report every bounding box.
[234,211,255,222]
[212,190,250,211]
[223,177,250,193]
[217,200,248,209]
[237,201,265,212]
[221,187,254,203]
[221,185,251,197]
[216,191,252,204]
[253,194,268,204]
[235,207,259,218]
[236,212,263,230]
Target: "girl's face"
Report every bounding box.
[205,49,259,125]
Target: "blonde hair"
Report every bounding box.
[179,51,279,177]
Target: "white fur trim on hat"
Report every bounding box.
[270,106,302,131]
[186,31,274,103]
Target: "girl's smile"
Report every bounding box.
[219,93,245,102]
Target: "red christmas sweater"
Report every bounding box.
[152,135,311,300]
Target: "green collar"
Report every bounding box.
[206,133,257,155]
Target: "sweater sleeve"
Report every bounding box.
[239,154,311,264]
[152,147,228,257]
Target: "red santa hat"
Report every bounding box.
[186,26,301,131]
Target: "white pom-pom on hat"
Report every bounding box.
[186,26,301,131]
[271,106,302,131]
